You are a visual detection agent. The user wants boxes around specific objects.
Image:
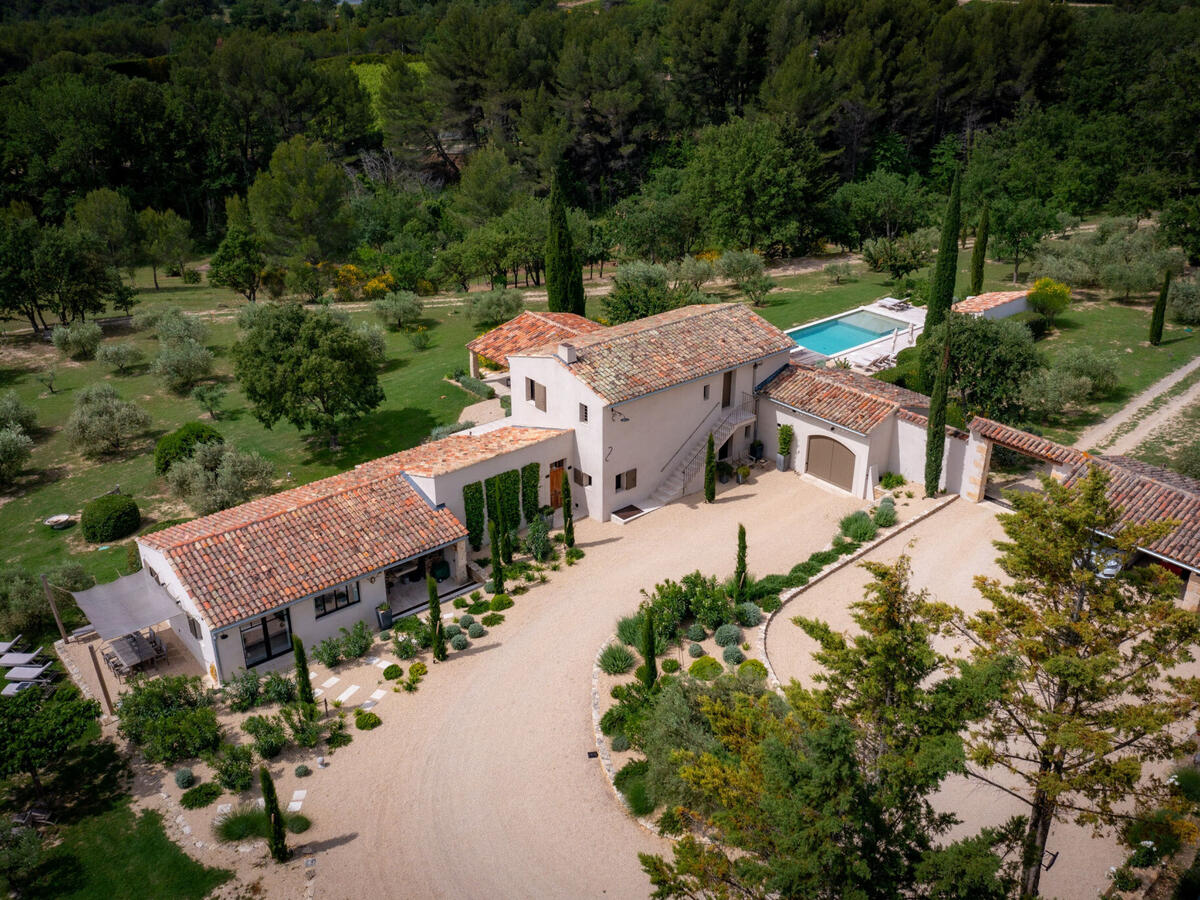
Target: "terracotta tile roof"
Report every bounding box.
[1065,456,1200,572]
[969,417,1086,465]
[953,290,1028,315]
[466,311,603,368]
[760,363,927,434]
[513,304,794,404]
[359,426,569,479]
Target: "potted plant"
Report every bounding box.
[716,460,734,484]
[749,439,764,461]
[776,424,794,471]
[736,465,751,484]
[376,601,393,630]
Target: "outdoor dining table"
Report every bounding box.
[110,632,157,670]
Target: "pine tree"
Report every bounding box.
[703,434,716,503]
[546,168,585,315]
[1150,270,1171,346]
[561,475,575,548]
[924,332,950,498]
[925,171,961,340]
[640,605,657,690]
[260,766,290,863]
[488,519,505,594]
[428,575,447,662]
[292,636,313,705]
[970,202,989,296]
[733,524,747,603]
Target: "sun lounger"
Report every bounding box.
[5,663,52,682]
[0,635,22,655]
[70,624,97,642]
[0,648,41,667]
[1,682,38,697]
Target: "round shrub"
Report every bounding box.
[661,658,680,674]
[610,734,630,752]
[689,656,723,680]
[453,597,467,609]
[458,614,475,628]
[688,643,705,659]
[382,664,403,681]
[154,421,223,475]
[686,623,706,642]
[287,814,311,834]
[714,623,741,648]
[392,636,418,660]
[722,645,745,666]
[450,633,469,651]
[81,493,141,543]
[444,623,462,638]
[738,659,768,680]
[174,768,195,789]
[734,602,763,627]
[599,643,636,675]
[294,764,312,778]
[180,782,221,809]
[1172,766,1200,803]
[873,503,897,528]
[354,709,382,730]
[840,510,878,542]
[467,623,486,639]
[489,594,514,611]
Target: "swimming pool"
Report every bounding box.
[786,309,908,357]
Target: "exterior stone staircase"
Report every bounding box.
[650,396,756,506]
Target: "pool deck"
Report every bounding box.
[787,299,926,371]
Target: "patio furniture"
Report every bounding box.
[109,632,157,670]
[70,624,97,643]
[0,648,42,667]
[1,681,40,697]
[0,635,22,655]
[5,663,52,683]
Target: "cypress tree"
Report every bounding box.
[428,575,447,661]
[260,766,290,863]
[704,434,716,503]
[970,202,989,297]
[640,605,657,690]
[488,519,505,594]
[1150,271,1171,346]
[292,636,313,705]
[925,171,961,339]
[924,332,951,498]
[733,524,747,603]
[546,168,585,315]
[561,475,575,548]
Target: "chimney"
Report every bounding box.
[558,342,577,364]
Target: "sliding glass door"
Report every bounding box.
[240,610,292,667]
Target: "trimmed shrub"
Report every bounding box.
[80,493,141,542]
[154,422,223,475]
[599,644,636,675]
[242,715,287,759]
[287,814,311,834]
[661,658,680,674]
[354,709,382,730]
[383,664,403,681]
[689,656,723,680]
[616,614,643,647]
[734,602,763,627]
[686,623,706,642]
[174,768,195,789]
[489,594,513,612]
[722,645,746,666]
[455,374,495,399]
[714,624,741,647]
[467,623,486,639]
[212,743,254,792]
[739,659,768,679]
[481,612,505,627]
[450,633,469,651]
[295,764,312,778]
[312,637,343,668]
[610,734,631,752]
[444,623,462,638]
[760,593,782,614]
[879,471,906,489]
[180,782,222,809]
[224,668,261,713]
[874,502,897,527]
[458,614,475,628]
[392,636,418,660]
[261,671,296,705]
[688,643,705,659]
[839,511,878,542]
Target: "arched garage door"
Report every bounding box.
[806,435,855,492]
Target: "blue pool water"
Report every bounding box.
[786,310,906,356]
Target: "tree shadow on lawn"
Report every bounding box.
[302,406,438,469]
[0,362,38,389]
[3,739,129,827]
[378,356,411,375]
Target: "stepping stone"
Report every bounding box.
[309,670,318,679]
[291,790,307,802]
[364,655,380,665]
[313,688,324,697]
[217,803,232,814]
[287,801,303,813]
[374,659,390,670]
[360,700,376,709]
[182,825,192,835]
[368,689,386,701]
[335,684,359,703]
[321,677,339,689]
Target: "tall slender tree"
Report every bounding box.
[925,171,961,341]
[639,605,657,690]
[924,328,950,497]
[427,576,447,662]
[561,475,575,548]
[733,524,747,602]
[292,636,313,705]
[488,519,505,594]
[970,202,989,296]
[1150,270,1171,346]
[260,766,290,863]
[703,434,716,503]
[545,168,585,315]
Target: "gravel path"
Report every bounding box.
[1073,354,1200,453]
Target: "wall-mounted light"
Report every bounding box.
[369,575,377,584]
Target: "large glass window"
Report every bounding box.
[314,582,360,619]
[240,610,292,668]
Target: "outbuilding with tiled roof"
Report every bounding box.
[465,310,603,377]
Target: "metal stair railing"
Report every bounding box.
[671,394,755,494]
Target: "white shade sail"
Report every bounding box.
[71,570,180,640]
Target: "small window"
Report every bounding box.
[314,582,360,619]
[573,468,592,487]
[579,403,589,423]
[703,384,710,400]
[744,425,751,439]
[526,378,546,411]
[187,614,202,640]
[615,469,638,492]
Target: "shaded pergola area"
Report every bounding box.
[961,417,1086,505]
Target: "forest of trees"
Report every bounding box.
[1,0,1200,332]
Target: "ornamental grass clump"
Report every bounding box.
[616,614,643,647]
[599,644,636,675]
[839,510,878,542]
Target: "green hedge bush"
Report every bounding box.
[180,782,221,809]
[686,623,706,642]
[295,764,312,778]
[467,623,486,639]
[489,594,513,611]
[689,656,723,680]
[734,602,763,627]
[354,709,382,730]
[174,768,195,789]
[81,493,141,542]
[599,644,636,675]
[739,659,768,679]
[661,658,680,674]
[154,421,223,475]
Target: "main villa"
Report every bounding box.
[78,303,1200,685]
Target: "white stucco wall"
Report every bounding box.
[137,541,218,680]
[978,296,1028,320]
[893,418,929,485]
[759,399,875,499]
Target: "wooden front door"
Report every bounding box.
[721,371,733,408]
[806,436,855,492]
[549,460,565,508]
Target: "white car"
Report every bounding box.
[1088,549,1124,579]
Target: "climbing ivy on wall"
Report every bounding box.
[485,475,501,526]
[498,469,521,531]
[521,463,540,524]
[463,481,484,550]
